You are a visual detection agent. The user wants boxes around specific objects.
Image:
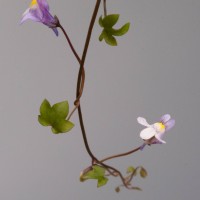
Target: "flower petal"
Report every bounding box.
[155,133,166,144]
[140,127,156,140]
[140,143,146,150]
[137,117,150,127]
[165,119,175,131]
[52,27,59,36]
[160,114,171,123]
[20,8,41,24]
[37,0,49,11]
[41,9,56,25]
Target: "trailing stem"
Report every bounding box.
[59,0,142,189]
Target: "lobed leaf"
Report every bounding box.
[38,99,74,134]
[103,31,117,46]
[80,165,109,188]
[110,23,130,36]
[99,16,104,27]
[38,116,50,126]
[97,177,108,187]
[52,120,74,133]
[98,14,130,46]
[52,101,69,119]
[102,14,119,28]
[39,99,52,120]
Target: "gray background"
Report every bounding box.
[0,0,200,199]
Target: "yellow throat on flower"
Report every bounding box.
[30,0,37,7]
[154,122,165,133]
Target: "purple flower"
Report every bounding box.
[137,114,175,147]
[20,0,59,36]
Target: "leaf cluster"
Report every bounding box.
[115,166,148,192]
[99,14,130,46]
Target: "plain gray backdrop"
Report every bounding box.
[0,0,200,199]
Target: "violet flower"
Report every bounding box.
[20,0,59,36]
[137,114,175,148]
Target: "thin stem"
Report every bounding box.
[58,0,138,189]
[58,23,81,63]
[76,0,102,160]
[126,166,141,184]
[103,0,107,16]
[67,102,80,121]
[100,164,132,189]
[100,146,141,163]
[58,22,85,119]
[75,0,133,188]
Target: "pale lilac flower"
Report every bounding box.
[137,114,175,148]
[20,0,59,36]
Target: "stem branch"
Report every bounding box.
[58,23,81,63]
[100,146,141,163]
[76,0,102,161]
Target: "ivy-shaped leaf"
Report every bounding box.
[38,99,74,134]
[101,14,119,28]
[80,165,109,188]
[110,23,130,36]
[103,31,117,46]
[98,14,130,46]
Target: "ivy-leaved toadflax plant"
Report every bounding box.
[20,0,176,193]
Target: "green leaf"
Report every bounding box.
[53,120,74,134]
[99,31,105,41]
[80,165,108,188]
[40,99,51,119]
[85,165,105,179]
[51,127,59,134]
[38,116,50,126]
[97,177,108,187]
[140,167,148,178]
[93,165,106,177]
[103,32,117,46]
[102,14,119,28]
[99,16,103,27]
[131,186,142,191]
[110,23,130,36]
[127,166,135,174]
[52,101,69,119]
[38,99,74,134]
[98,14,130,46]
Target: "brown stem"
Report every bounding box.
[103,0,107,16]
[59,0,138,189]
[75,0,132,189]
[58,23,85,119]
[100,146,141,163]
[76,0,102,161]
[126,166,141,184]
[58,23,81,63]
[67,101,80,121]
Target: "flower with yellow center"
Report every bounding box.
[137,114,175,146]
[20,0,59,36]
